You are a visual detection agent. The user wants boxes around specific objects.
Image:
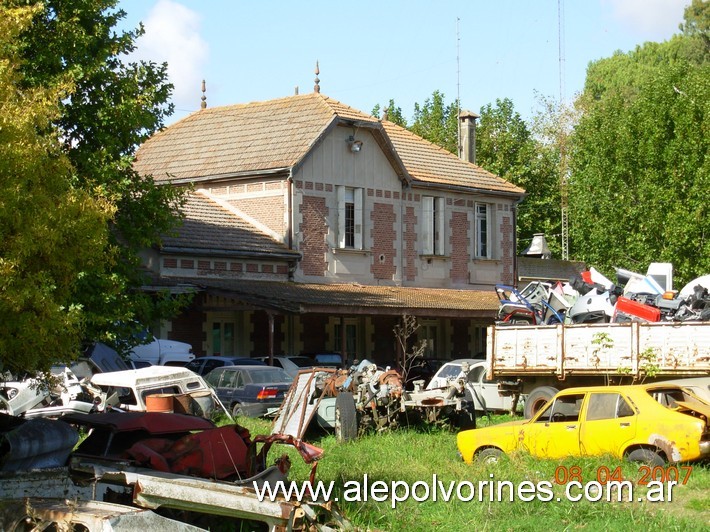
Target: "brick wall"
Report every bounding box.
[169,293,206,356]
[500,213,514,285]
[299,196,329,276]
[403,205,417,282]
[229,196,285,234]
[449,211,469,284]
[370,202,396,280]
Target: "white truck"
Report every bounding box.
[487,321,710,418]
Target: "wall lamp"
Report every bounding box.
[347,135,363,153]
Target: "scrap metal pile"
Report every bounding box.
[273,360,477,443]
[496,264,710,326]
[0,411,349,530]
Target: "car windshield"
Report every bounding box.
[249,368,291,384]
[435,364,463,380]
[289,357,316,368]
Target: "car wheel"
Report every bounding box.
[626,448,665,467]
[335,392,358,442]
[476,448,504,464]
[232,403,244,418]
[524,386,559,419]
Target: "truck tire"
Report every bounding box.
[524,386,559,419]
[335,392,358,442]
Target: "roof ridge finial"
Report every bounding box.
[201,79,206,109]
[314,60,320,93]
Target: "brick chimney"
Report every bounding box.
[459,110,479,164]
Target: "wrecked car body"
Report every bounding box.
[457,383,710,465]
[89,366,220,417]
[0,411,350,530]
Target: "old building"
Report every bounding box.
[134,90,525,367]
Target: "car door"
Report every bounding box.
[520,393,584,459]
[579,392,637,457]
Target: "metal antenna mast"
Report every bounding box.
[456,17,462,158]
[558,0,569,260]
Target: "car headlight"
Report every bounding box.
[2,388,19,400]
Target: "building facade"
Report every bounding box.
[134,92,525,367]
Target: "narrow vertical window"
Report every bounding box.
[475,203,489,258]
[422,196,445,255]
[337,186,363,249]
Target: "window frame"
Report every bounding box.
[474,202,490,259]
[422,196,445,256]
[337,186,363,250]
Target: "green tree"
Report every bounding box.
[410,90,459,154]
[11,0,188,347]
[0,5,113,374]
[569,2,709,284]
[372,99,408,127]
[477,98,562,255]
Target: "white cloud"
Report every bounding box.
[604,0,688,38]
[133,0,208,113]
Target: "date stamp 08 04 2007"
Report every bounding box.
[553,465,693,486]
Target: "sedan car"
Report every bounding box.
[457,383,710,465]
[185,356,266,377]
[204,365,291,418]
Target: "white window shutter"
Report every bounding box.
[435,197,445,255]
[336,185,346,248]
[354,187,363,249]
[422,196,433,255]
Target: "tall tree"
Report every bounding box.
[569,2,709,284]
[476,98,562,255]
[10,0,188,347]
[372,99,408,127]
[410,90,459,154]
[0,5,112,374]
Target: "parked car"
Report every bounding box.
[427,359,519,413]
[89,366,217,417]
[254,356,317,379]
[310,353,344,369]
[204,365,292,417]
[457,383,710,465]
[185,356,266,377]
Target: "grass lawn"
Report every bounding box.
[236,415,709,531]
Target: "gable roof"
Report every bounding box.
[160,190,300,260]
[381,121,524,195]
[134,92,524,196]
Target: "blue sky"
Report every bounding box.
[117,0,689,125]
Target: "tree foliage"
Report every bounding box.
[569,1,709,284]
[410,90,460,154]
[476,98,563,256]
[0,5,113,373]
[9,0,189,349]
[372,99,407,127]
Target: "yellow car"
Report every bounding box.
[457,383,710,465]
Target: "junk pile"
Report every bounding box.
[496,263,710,325]
[0,411,350,530]
[273,360,477,443]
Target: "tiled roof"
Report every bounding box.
[161,191,299,259]
[135,92,524,196]
[381,121,524,195]
[162,277,499,316]
[135,93,379,181]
